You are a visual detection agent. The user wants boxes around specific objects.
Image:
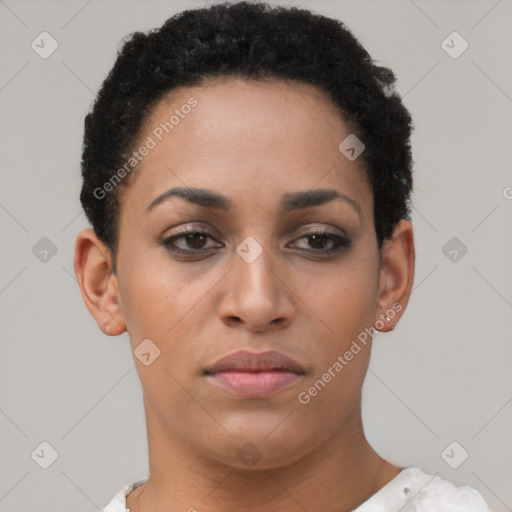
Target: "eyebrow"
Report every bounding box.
[146,186,361,218]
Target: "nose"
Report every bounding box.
[218,239,296,333]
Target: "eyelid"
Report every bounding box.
[285,224,352,250]
[164,222,222,239]
[291,223,349,238]
[164,222,347,239]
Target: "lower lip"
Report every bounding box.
[208,370,301,398]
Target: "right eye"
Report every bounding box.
[162,227,224,256]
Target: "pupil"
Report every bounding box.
[188,233,206,248]
[310,234,327,249]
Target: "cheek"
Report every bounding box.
[290,250,379,409]
[117,262,202,403]
[295,258,378,340]
[117,252,214,369]
[116,251,184,342]
[293,265,376,420]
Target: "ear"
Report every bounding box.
[376,219,415,332]
[73,228,127,336]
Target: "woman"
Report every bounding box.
[74,2,490,510]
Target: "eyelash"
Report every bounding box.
[162,226,352,257]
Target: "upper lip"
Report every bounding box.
[204,350,305,374]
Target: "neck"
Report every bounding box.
[126,396,401,512]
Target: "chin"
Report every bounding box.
[197,424,320,471]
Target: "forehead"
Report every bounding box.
[121,76,372,218]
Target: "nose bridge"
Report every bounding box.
[219,234,294,330]
[234,234,280,302]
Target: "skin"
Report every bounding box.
[74,76,415,511]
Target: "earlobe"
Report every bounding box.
[376,219,415,332]
[73,228,127,336]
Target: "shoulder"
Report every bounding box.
[407,468,489,511]
[100,469,489,512]
[101,478,147,512]
[354,467,490,512]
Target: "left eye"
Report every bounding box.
[289,232,352,254]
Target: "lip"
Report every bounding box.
[204,350,305,399]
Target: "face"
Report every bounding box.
[79,77,412,470]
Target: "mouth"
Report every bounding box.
[203,350,305,399]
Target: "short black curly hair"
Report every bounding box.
[80,0,413,269]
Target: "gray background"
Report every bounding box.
[0,0,511,510]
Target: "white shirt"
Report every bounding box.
[101,467,489,512]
